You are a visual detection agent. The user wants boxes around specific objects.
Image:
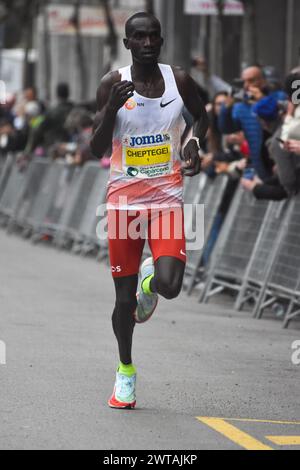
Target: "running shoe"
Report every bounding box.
[108,370,136,409]
[134,257,158,324]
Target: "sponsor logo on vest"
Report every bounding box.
[127,167,139,177]
[125,98,137,110]
[160,98,177,108]
[126,133,171,147]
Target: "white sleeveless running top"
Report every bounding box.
[107,63,186,209]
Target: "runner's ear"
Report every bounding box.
[123,38,130,50]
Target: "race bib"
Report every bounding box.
[122,132,173,179]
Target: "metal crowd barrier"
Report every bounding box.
[8,159,51,234]
[26,161,81,242]
[72,167,109,256]
[282,276,300,328]
[185,173,230,294]
[199,184,269,303]
[0,155,30,226]
[234,199,291,315]
[253,194,300,327]
[0,153,15,201]
[53,161,107,253]
[0,154,7,178]
[181,173,208,284]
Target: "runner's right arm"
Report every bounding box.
[90,72,135,157]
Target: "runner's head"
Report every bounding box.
[124,12,163,64]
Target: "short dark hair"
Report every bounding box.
[56,82,70,100]
[125,12,161,38]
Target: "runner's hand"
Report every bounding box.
[181,139,201,177]
[107,73,135,113]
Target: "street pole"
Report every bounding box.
[285,0,294,73]
[43,0,51,103]
[240,0,257,70]
[163,0,191,69]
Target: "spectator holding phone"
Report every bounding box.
[219,65,286,180]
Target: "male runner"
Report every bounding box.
[90,12,208,409]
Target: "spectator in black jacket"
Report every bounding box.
[242,174,289,201]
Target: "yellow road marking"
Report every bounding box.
[266,436,300,446]
[197,417,273,451]
[225,418,300,425]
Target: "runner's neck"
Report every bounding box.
[131,61,161,85]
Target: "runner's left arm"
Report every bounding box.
[173,67,209,176]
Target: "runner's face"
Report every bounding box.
[124,18,163,64]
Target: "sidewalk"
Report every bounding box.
[0,229,299,450]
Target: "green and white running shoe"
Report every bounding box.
[134,257,158,324]
[108,370,136,409]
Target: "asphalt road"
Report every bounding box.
[0,229,300,450]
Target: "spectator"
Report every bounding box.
[0,93,16,126]
[219,65,286,180]
[242,172,288,201]
[201,92,228,173]
[26,83,74,156]
[0,95,33,154]
[191,56,231,99]
[202,92,248,178]
[74,113,95,165]
[206,92,229,154]
[242,66,300,200]
[49,109,96,166]
[268,67,300,196]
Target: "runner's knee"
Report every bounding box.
[155,278,182,300]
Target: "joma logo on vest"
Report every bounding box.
[128,133,170,147]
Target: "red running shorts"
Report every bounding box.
[108,207,186,277]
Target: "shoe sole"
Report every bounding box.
[108,400,136,410]
[133,293,158,324]
[134,257,157,324]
